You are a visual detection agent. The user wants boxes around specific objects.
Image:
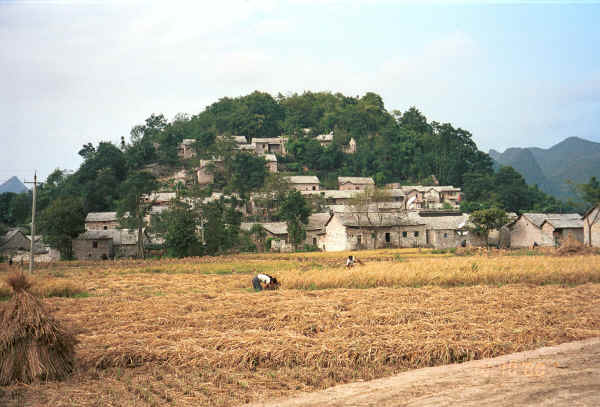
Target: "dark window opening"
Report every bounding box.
[312,237,317,246]
[385,232,391,243]
[312,186,316,190]
[414,231,419,237]
[357,235,362,245]
[443,233,448,238]
[92,241,98,248]
[103,225,108,230]
[402,231,407,238]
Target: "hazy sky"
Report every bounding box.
[1,0,599,183]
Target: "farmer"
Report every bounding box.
[252,273,280,291]
[346,255,355,268]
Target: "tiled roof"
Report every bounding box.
[286,176,320,184]
[306,213,332,230]
[241,222,288,235]
[252,137,286,144]
[522,213,581,228]
[340,212,423,227]
[338,177,375,185]
[85,212,118,222]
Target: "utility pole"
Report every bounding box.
[25,172,37,273]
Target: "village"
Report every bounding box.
[2,130,599,261]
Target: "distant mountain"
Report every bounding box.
[0,176,28,194]
[489,137,600,201]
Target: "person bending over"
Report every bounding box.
[252,273,280,291]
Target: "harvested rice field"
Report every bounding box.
[1,248,599,406]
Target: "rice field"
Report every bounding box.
[0,248,599,406]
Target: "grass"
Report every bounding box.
[0,249,599,406]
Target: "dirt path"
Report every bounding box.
[246,338,600,407]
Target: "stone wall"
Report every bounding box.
[72,238,113,260]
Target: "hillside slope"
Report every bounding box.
[0,176,28,194]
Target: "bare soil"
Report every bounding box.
[248,338,600,407]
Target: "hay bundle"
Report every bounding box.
[557,233,586,256]
[0,272,77,385]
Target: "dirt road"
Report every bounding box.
[247,338,600,407]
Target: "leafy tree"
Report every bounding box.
[227,152,267,197]
[576,176,600,207]
[160,203,201,258]
[38,196,85,259]
[117,172,158,258]
[249,224,267,252]
[201,197,242,255]
[348,187,397,249]
[278,190,311,250]
[469,208,509,247]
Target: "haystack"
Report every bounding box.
[557,233,586,256]
[0,272,77,385]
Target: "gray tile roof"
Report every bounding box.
[286,175,320,184]
[85,212,118,222]
[76,229,139,245]
[241,222,288,235]
[340,212,422,227]
[306,213,332,231]
[408,212,470,230]
[522,213,581,228]
[338,177,375,185]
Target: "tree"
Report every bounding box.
[201,197,242,255]
[160,203,201,258]
[469,208,509,247]
[227,152,267,197]
[278,190,311,250]
[38,197,85,259]
[117,172,158,258]
[249,224,267,252]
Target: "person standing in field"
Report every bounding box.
[252,273,280,291]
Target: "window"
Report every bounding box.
[443,233,448,238]
[414,231,419,237]
[402,231,407,238]
[312,186,316,190]
[356,186,359,190]
[357,235,362,245]
[385,232,391,243]
[312,237,317,246]
[92,241,98,249]
[103,225,108,230]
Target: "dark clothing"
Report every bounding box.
[252,276,263,291]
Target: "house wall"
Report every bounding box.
[86,221,120,231]
[584,207,600,247]
[114,244,138,259]
[428,229,462,249]
[558,228,584,244]
[510,217,554,248]
[322,214,349,252]
[339,182,370,191]
[72,238,113,260]
[197,168,214,185]
[291,183,320,192]
[346,225,426,250]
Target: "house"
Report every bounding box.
[338,177,375,191]
[85,212,120,231]
[343,137,357,154]
[241,222,289,252]
[252,137,287,156]
[321,209,426,251]
[305,212,332,248]
[177,139,196,159]
[197,158,224,185]
[264,154,278,173]
[142,192,177,207]
[0,229,31,255]
[583,204,600,247]
[510,213,583,248]
[407,211,486,249]
[286,176,320,191]
[72,229,141,260]
[316,132,334,147]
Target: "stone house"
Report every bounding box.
[264,154,278,173]
[583,204,600,247]
[338,177,375,190]
[72,229,141,260]
[252,137,287,156]
[85,212,120,231]
[321,210,427,252]
[510,213,583,248]
[407,211,486,249]
[177,139,197,159]
[241,221,289,252]
[0,229,31,255]
[402,186,461,210]
[316,132,333,147]
[286,176,320,191]
[142,192,177,207]
[305,212,332,248]
[197,158,224,186]
[343,137,357,154]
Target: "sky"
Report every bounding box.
[1,0,599,183]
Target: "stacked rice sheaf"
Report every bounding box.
[0,272,77,385]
